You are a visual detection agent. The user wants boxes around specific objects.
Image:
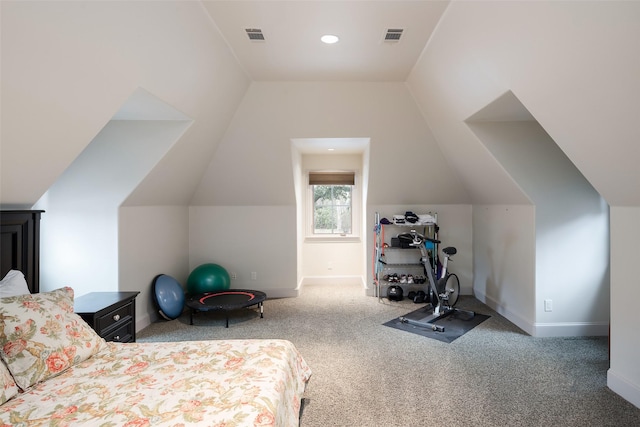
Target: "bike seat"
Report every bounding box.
[443,246,457,256]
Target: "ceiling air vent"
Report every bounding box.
[245,28,265,41]
[384,28,403,42]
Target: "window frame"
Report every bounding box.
[305,170,361,242]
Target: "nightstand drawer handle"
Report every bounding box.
[113,335,120,341]
[113,314,120,321]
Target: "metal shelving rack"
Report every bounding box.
[373,211,438,302]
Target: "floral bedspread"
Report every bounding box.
[0,339,311,427]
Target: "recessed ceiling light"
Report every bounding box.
[321,34,339,44]
[328,148,335,151]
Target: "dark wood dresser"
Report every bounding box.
[74,291,140,343]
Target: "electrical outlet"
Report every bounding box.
[544,299,553,312]
[230,272,237,280]
[251,272,257,280]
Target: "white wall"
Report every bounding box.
[35,120,189,296]
[609,207,640,408]
[408,0,640,408]
[189,206,298,298]
[291,148,305,289]
[300,153,364,284]
[119,206,189,330]
[469,119,609,336]
[472,205,536,332]
[189,82,470,297]
[190,82,469,206]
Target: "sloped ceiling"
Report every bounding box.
[4,1,639,208]
[0,1,250,207]
[407,0,640,206]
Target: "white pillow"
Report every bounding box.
[0,270,30,297]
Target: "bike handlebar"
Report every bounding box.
[397,232,441,245]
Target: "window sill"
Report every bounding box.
[305,235,361,243]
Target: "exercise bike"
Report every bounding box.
[398,231,474,332]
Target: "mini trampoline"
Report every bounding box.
[185,289,267,327]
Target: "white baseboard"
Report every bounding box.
[262,287,300,298]
[532,321,609,337]
[300,275,366,287]
[475,289,609,337]
[608,369,640,409]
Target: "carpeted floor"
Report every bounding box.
[137,283,640,427]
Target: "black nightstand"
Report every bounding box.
[74,292,140,343]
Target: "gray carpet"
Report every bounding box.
[137,283,640,427]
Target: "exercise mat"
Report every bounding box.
[384,306,490,343]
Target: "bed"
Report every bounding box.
[0,211,312,426]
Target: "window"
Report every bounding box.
[309,172,355,236]
[313,185,352,234]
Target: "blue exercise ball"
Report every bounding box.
[152,274,185,320]
[187,263,231,294]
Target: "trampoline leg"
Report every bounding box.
[225,315,229,328]
[190,310,194,325]
[259,302,264,318]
